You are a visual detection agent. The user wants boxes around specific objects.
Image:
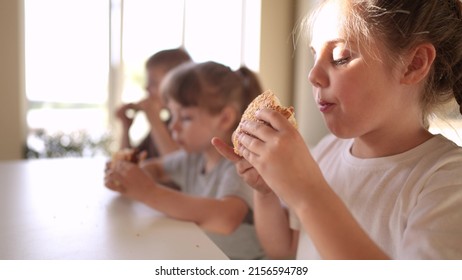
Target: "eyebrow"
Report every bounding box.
[310,39,347,55]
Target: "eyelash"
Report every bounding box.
[180,116,193,122]
[332,57,350,66]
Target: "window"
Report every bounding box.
[25,0,261,157]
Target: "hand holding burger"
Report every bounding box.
[232,90,297,156]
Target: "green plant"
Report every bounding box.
[26,129,113,159]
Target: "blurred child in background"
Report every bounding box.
[116,48,192,158]
[106,61,266,259]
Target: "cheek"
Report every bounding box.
[181,122,204,139]
[336,67,380,105]
[333,74,361,104]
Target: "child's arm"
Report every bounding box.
[139,157,172,183]
[292,180,389,259]
[253,190,299,259]
[142,186,248,235]
[106,161,248,235]
[212,137,298,258]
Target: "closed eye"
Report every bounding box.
[180,116,193,122]
[332,57,350,66]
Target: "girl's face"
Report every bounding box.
[145,66,167,102]
[167,99,220,153]
[308,1,412,139]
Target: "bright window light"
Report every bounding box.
[24,0,262,157]
[25,0,109,104]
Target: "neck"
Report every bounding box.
[351,125,433,158]
[202,145,224,173]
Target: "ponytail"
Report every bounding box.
[235,66,263,114]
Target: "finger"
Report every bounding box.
[113,160,133,175]
[235,159,253,175]
[106,172,127,193]
[104,173,120,191]
[235,162,273,195]
[211,137,242,163]
[255,108,293,131]
[239,120,274,143]
[126,102,140,110]
[135,99,150,111]
[238,132,263,157]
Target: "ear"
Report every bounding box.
[216,105,238,131]
[401,43,436,85]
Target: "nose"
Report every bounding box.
[308,61,329,88]
[168,115,180,133]
[147,87,157,98]
[168,116,181,142]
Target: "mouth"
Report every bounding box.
[317,100,335,113]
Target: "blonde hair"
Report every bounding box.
[307,0,462,118]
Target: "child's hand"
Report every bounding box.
[115,103,138,129]
[137,95,164,120]
[211,137,273,194]
[235,108,323,207]
[104,161,156,202]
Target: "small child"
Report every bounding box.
[213,0,462,259]
[116,48,192,158]
[105,61,266,260]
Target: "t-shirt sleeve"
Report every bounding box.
[215,163,255,209]
[161,149,188,190]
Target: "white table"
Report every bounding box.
[0,157,228,260]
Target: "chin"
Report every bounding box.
[327,125,357,140]
[179,145,194,153]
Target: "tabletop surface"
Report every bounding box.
[0,157,228,260]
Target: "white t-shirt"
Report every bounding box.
[162,150,265,260]
[291,134,462,259]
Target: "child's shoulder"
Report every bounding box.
[424,134,462,168]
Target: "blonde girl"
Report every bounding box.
[214,0,462,259]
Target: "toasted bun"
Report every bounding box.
[110,148,140,168]
[232,90,297,155]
